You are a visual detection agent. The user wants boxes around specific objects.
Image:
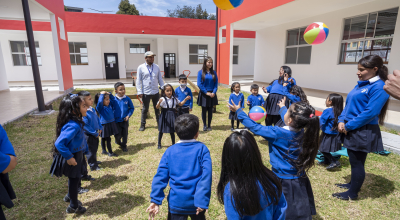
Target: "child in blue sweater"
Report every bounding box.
[318,93,343,170]
[147,114,212,219]
[114,82,134,152]
[78,91,103,172]
[0,125,17,220]
[217,130,287,219]
[247,84,264,110]
[275,84,309,127]
[50,95,88,214]
[95,91,120,157]
[175,74,193,115]
[229,82,244,131]
[229,100,320,220]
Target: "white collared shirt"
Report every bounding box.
[137,62,165,95]
[282,126,300,132]
[233,92,241,96]
[180,86,187,92]
[177,139,198,143]
[160,96,179,109]
[369,76,380,84]
[88,106,94,112]
[116,95,126,100]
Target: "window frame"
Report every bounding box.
[129,43,150,54]
[189,44,208,65]
[284,27,312,65]
[69,42,89,65]
[10,41,41,66]
[339,7,398,64]
[233,45,239,65]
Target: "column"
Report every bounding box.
[117,37,126,79]
[0,42,9,91]
[50,14,64,92]
[157,38,164,72]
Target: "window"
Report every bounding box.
[10,41,41,66]
[58,18,66,40]
[69,42,88,65]
[233,45,239,64]
[285,27,312,64]
[130,44,150,53]
[189,44,208,64]
[340,7,398,64]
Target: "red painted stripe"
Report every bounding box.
[0,19,51,31]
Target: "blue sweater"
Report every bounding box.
[0,125,16,173]
[54,120,88,160]
[197,70,218,94]
[282,86,300,103]
[237,109,303,179]
[96,94,120,125]
[83,107,103,137]
[150,141,212,214]
[229,93,245,111]
[224,182,287,220]
[320,108,338,135]
[265,78,296,95]
[175,86,193,109]
[114,95,134,123]
[338,77,389,131]
[247,94,265,110]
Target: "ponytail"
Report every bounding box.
[288,102,320,175]
[358,55,389,125]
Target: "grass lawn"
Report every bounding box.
[3,86,400,219]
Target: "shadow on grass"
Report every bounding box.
[83,192,145,218]
[210,125,231,131]
[100,158,131,169]
[340,173,395,200]
[89,174,129,191]
[126,142,156,155]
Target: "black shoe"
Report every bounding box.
[317,161,329,166]
[326,161,341,170]
[101,151,108,155]
[81,175,95,181]
[66,205,87,214]
[157,145,162,149]
[90,166,102,171]
[203,126,207,131]
[63,195,82,206]
[335,183,351,190]
[122,147,128,152]
[108,152,118,157]
[332,193,358,200]
[78,187,89,194]
[139,124,145,131]
[96,161,102,164]
[207,127,212,131]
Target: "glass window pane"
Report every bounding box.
[366,13,377,38]
[189,45,198,54]
[233,56,238,64]
[26,55,41,66]
[297,46,312,64]
[69,42,75,53]
[233,46,238,55]
[189,55,198,64]
[75,42,87,54]
[285,48,297,64]
[349,15,368,39]
[299,28,307,45]
[129,48,135,53]
[37,56,42,66]
[198,55,206,64]
[70,54,76,65]
[287,29,299,46]
[364,39,392,62]
[342,19,351,40]
[340,42,363,63]
[130,44,139,48]
[141,44,150,52]
[199,45,207,50]
[10,41,26,53]
[139,48,145,53]
[76,54,88,65]
[12,54,27,66]
[375,8,398,38]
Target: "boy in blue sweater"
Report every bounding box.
[247,84,265,110]
[175,74,193,115]
[114,82,134,152]
[147,114,212,220]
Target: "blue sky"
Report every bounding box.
[64,0,217,17]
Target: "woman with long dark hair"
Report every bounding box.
[217,130,287,219]
[262,66,296,126]
[333,55,390,200]
[197,56,218,131]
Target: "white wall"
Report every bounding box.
[67,35,103,80]
[124,38,157,73]
[0,31,58,81]
[233,39,255,76]
[0,42,8,91]
[254,0,400,94]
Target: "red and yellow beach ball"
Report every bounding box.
[304,22,329,45]
[213,0,244,10]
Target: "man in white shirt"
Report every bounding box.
[137,51,165,131]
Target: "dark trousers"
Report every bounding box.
[115,121,129,148]
[231,119,240,129]
[178,106,190,116]
[347,149,368,197]
[86,135,99,169]
[101,137,113,153]
[158,132,175,146]
[141,93,160,125]
[67,177,80,209]
[168,210,206,220]
[0,205,5,220]
[322,152,337,164]
[81,155,88,177]
[201,107,213,127]
[265,115,281,126]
